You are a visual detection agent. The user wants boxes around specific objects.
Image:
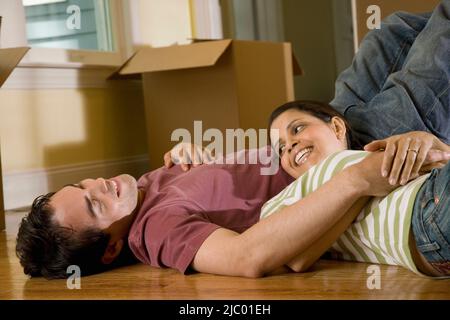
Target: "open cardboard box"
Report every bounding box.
[112,39,302,169]
[0,46,30,230]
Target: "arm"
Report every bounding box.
[285,196,369,272]
[365,131,450,185]
[192,152,394,277]
[285,134,450,273]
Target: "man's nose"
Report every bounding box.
[81,178,107,192]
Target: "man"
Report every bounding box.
[17,146,398,279]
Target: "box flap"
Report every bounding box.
[0,47,30,87]
[108,50,141,80]
[292,52,303,76]
[118,39,233,75]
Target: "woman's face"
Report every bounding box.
[270,109,348,179]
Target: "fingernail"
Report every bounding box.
[400,179,406,185]
[389,178,396,185]
[382,170,387,177]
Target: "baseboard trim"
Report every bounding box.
[2,155,149,210]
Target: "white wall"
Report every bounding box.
[0,0,27,48]
[130,0,192,48]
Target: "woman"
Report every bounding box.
[261,100,450,278]
[165,99,449,278]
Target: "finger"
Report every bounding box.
[203,149,215,164]
[424,150,450,164]
[410,145,430,179]
[399,139,421,185]
[364,140,386,151]
[389,138,411,185]
[169,144,185,165]
[164,152,173,168]
[382,141,397,178]
[181,163,190,171]
[192,149,202,167]
[419,162,445,174]
[192,145,202,165]
[182,148,193,166]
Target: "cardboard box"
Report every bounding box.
[113,39,302,169]
[0,46,29,230]
[354,0,441,47]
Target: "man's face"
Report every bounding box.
[50,174,139,232]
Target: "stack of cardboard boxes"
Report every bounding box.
[0,46,29,229]
[113,39,302,169]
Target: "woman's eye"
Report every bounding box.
[279,145,285,155]
[294,125,304,134]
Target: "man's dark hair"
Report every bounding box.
[16,192,137,279]
[268,100,357,149]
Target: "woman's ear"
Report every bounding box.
[101,239,124,265]
[330,116,347,142]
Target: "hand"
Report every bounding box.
[364,131,450,185]
[349,151,400,197]
[163,142,215,171]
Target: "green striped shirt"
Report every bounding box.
[260,150,429,276]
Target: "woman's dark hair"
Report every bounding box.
[16,192,137,279]
[268,100,355,149]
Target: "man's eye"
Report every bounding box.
[92,199,102,211]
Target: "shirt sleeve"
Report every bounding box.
[143,204,221,274]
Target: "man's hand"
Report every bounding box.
[364,131,450,185]
[349,151,400,197]
[163,142,215,171]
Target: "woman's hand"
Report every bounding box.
[364,131,450,185]
[350,151,400,197]
[163,142,215,171]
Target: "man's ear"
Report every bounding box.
[331,116,347,142]
[101,239,124,265]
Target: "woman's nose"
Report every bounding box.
[287,141,298,153]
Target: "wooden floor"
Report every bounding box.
[1,210,449,300]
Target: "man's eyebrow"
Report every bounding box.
[65,183,96,218]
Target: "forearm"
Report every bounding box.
[236,167,368,276]
[286,196,370,272]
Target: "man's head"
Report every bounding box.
[16,174,140,279]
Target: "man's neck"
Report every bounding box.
[134,189,145,216]
[115,189,146,237]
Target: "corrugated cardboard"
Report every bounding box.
[113,39,302,169]
[354,0,441,46]
[0,46,29,230]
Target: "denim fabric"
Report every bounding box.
[330,1,450,148]
[412,162,450,275]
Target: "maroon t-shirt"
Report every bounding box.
[128,149,293,273]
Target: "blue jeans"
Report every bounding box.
[412,162,450,275]
[330,1,450,149]
[330,1,450,275]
